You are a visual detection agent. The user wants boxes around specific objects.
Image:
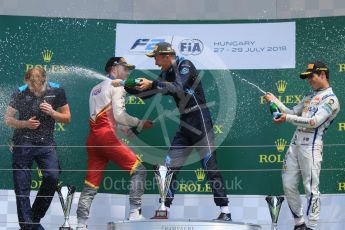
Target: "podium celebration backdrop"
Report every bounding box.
[0,15,345,198]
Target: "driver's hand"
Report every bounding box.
[273,113,287,124]
[136,78,153,90]
[264,92,277,103]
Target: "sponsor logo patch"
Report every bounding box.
[180,67,190,75]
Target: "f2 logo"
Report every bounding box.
[130,38,165,52]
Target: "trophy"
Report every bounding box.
[152,165,174,219]
[57,185,76,229]
[107,221,115,230]
[265,195,285,230]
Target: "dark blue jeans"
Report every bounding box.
[164,114,229,208]
[12,143,59,230]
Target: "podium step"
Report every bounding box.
[109,219,261,230]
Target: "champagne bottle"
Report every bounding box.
[269,101,282,119]
[121,78,142,88]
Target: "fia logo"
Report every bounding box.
[178,39,204,55]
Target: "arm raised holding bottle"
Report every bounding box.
[262,61,340,230]
[264,92,304,123]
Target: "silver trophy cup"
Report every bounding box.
[152,165,174,219]
[265,195,285,230]
[57,185,76,230]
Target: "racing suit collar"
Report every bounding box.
[107,74,116,80]
[165,56,184,73]
[161,56,185,78]
[314,86,330,92]
[176,56,185,63]
[162,61,176,76]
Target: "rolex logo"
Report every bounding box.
[275,80,287,94]
[195,168,206,182]
[37,167,43,178]
[275,138,287,152]
[41,49,53,62]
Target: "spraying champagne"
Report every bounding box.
[240,78,281,119]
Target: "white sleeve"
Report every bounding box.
[272,97,304,115]
[286,97,339,128]
[111,86,141,127]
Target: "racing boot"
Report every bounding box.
[214,212,232,221]
[294,223,307,230]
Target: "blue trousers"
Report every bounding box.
[164,112,229,208]
[12,143,59,230]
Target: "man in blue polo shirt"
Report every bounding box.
[4,67,71,230]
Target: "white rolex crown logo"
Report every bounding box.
[275,138,287,152]
[275,80,287,94]
[195,168,206,182]
[42,49,53,63]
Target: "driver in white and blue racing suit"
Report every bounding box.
[265,61,340,230]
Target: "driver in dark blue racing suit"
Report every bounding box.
[116,42,231,221]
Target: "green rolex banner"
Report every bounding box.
[0,15,344,196]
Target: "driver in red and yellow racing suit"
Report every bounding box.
[76,57,153,229]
